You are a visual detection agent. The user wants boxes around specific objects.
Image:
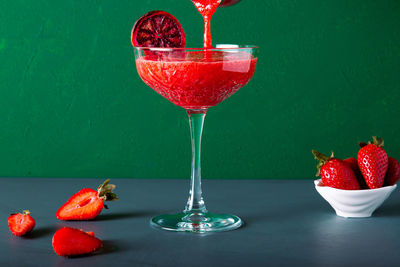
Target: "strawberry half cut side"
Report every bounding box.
[56,179,118,220]
[131,10,186,48]
[52,227,103,257]
[8,210,36,236]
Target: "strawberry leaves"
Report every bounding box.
[97,179,118,202]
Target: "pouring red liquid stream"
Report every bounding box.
[191,0,222,48]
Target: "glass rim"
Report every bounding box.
[133,45,259,51]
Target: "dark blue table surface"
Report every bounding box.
[1,178,400,267]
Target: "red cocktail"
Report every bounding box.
[132,0,258,232]
[136,50,257,109]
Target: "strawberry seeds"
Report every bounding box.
[313,136,400,190]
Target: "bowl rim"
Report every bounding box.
[314,179,397,193]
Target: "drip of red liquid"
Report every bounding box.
[191,0,222,48]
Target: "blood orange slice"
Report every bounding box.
[219,0,241,7]
[131,11,186,48]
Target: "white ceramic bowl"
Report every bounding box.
[314,179,397,218]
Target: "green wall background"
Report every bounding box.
[0,0,399,178]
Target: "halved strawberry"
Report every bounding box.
[56,179,118,220]
[52,227,102,257]
[131,11,186,48]
[8,210,36,236]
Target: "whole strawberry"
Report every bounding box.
[384,157,400,186]
[344,157,369,189]
[52,227,103,257]
[56,179,118,220]
[312,150,360,190]
[357,136,388,189]
[8,210,36,236]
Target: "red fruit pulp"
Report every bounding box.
[136,51,257,109]
[8,212,36,236]
[56,188,104,220]
[191,0,222,48]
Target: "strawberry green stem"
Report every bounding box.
[22,210,31,215]
[359,136,384,148]
[97,179,118,201]
[312,150,334,177]
[372,136,384,147]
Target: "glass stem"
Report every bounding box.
[184,109,208,214]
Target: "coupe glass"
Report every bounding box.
[134,45,258,232]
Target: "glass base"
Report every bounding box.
[150,212,243,233]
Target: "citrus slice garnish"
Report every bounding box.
[131,10,186,48]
